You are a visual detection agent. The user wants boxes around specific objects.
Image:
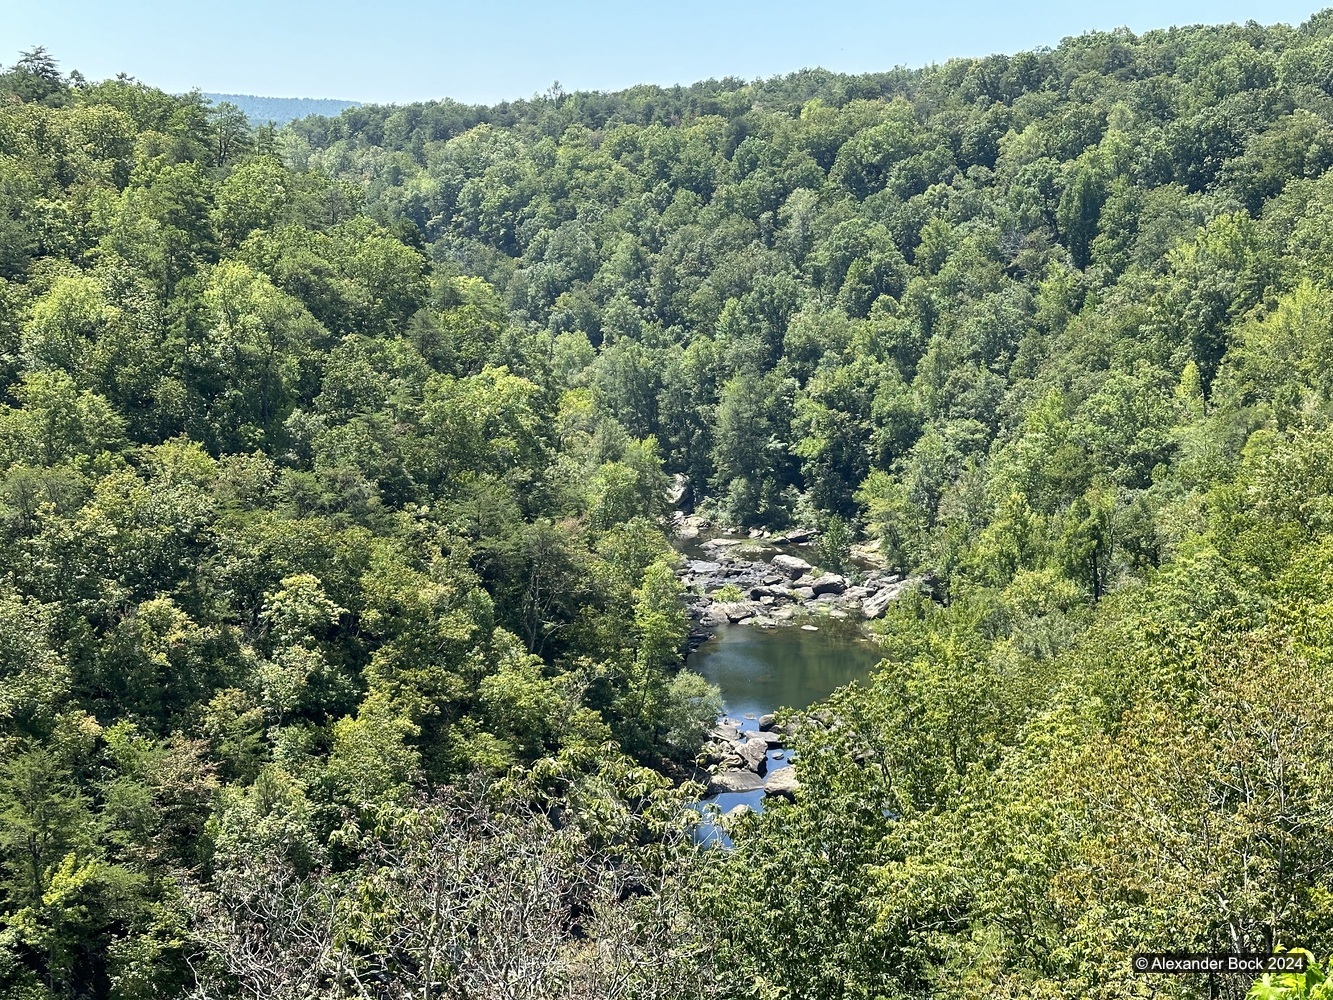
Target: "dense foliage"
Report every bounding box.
[0,45,723,1000]
[10,8,1333,995]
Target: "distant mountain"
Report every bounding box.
[203,93,361,125]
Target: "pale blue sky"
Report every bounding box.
[3,1,1328,105]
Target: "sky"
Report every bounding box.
[3,0,1329,106]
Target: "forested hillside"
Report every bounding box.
[6,12,1333,997]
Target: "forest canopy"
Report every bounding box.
[5,12,1333,997]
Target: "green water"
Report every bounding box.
[688,619,884,721]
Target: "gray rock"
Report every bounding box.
[709,770,765,794]
[764,766,800,798]
[810,573,848,596]
[770,554,814,579]
[687,560,722,574]
[737,740,768,774]
[849,541,886,568]
[724,803,752,820]
[701,537,745,550]
[668,474,689,507]
[748,730,786,748]
[862,580,913,619]
[862,572,903,589]
[758,713,776,731]
[674,512,705,540]
[700,605,731,627]
[710,723,742,743]
[793,587,815,601]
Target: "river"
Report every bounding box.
[687,618,883,843]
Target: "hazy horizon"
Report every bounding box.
[6,0,1327,106]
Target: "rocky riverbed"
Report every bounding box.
[698,714,801,798]
[675,513,922,805]
[674,513,922,655]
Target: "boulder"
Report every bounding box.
[862,572,903,589]
[700,605,731,627]
[706,742,745,767]
[849,541,886,568]
[810,573,848,596]
[718,602,761,623]
[701,537,745,550]
[747,730,786,748]
[674,511,705,541]
[770,554,814,579]
[764,766,800,798]
[710,723,742,743]
[862,580,912,619]
[793,587,816,601]
[686,560,722,575]
[708,770,765,794]
[737,740,768,774]
[758,713,776,731]
[667,474,689,507]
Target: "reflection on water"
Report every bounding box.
[686,620,883,845]
[688,618,883,720]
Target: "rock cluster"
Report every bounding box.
[674,519,919,649]
[701,716,801,799]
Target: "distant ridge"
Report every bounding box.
[203,93,361,125]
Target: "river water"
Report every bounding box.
[687,619,883,842]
